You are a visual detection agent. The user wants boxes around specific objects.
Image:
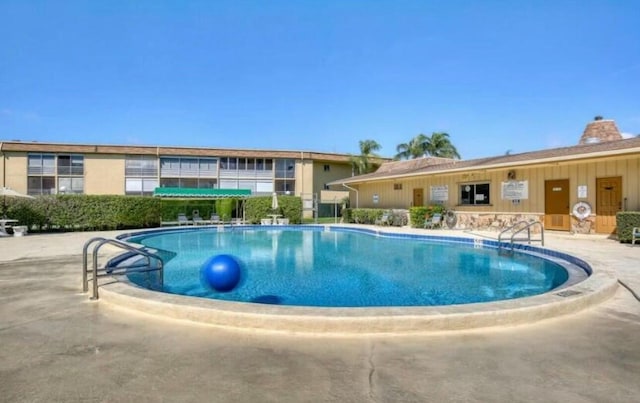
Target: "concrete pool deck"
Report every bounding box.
[1,226,639,401]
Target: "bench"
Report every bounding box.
[633,227,640,245]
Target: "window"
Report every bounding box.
[125,178,158,196]
[126,155,158,196]
[179,158,198,177]
[126,155,158,176]
[323,164,330,172]
[460,183,491,205]
[58,177,84,194]
[160,178,180,188]
[27,153,83,195]
[160,158,180,176]
[198,178,216,189]
[160,157,217,178]
[393,183,402,190]
[199,158,216,176]
[57,155,84,175]
[275,179,294,194]
[161,178,218,188]
[324,183,330,190]
[28,176,55,195]
[275,159,295,178]
[28,154,55,175]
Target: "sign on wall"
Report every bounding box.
[501,180,529,200]
[373,194,379,204]
[577,185,588,199]
[430,185,448,202]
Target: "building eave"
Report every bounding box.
[0,140,370,163]
[329,144,640,186]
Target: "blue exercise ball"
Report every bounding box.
[201,254,241,292]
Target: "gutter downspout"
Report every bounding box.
[299,151,304,197]
[342,183,358,209]
[1,142,5,187]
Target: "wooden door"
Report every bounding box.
[544,179,570,231]
[413,188,424,207]
[596,177,622,234]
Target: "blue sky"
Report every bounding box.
[1,0,639,160]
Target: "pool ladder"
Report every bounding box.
[82,237,164,300]
[498,221,544,251]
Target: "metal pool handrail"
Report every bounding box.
[82,237,164,300]
[498,221,545,250]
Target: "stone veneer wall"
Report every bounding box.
[443,212,597,234]
[570,216,596,234]
[447,212,545,233]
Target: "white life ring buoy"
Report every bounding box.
[572,202,592,221]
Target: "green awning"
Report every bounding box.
[153,187,252,198]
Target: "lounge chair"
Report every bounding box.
[261,218,273,225]
[277,217,289,225]
[210,214,221,225]
[424,213,442,229]
[375,212,391,226]
[633,227,640,245]
[177,213,191,226]
[192,210,206,225]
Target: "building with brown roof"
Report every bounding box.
[0,141,386,218]
[330,118,640,234]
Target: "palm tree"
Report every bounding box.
[395,132,461,160]
[424,132,461,159]
[394,134,428,160]
[350,139,381,175]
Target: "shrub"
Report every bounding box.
[242,195,303,224]
[409,205,446,228]
[342,207,353,223]
[344,208,384,224]
[5,195,162,231]
[616,211,640,243]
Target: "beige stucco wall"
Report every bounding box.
[293,160,352,218]
[353,154,640,214]
[296,159,314,197]
[1,152,28,193]
[85,154,126,195]
[312,162,353,196]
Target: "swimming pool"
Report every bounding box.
[122,226,588,308]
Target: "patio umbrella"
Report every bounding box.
[271,192,279,211]
[1,187,34,218]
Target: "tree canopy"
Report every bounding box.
[394,132,461,160]
[350,139,381,175]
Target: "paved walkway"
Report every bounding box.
[0,228,639,402]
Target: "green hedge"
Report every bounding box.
[341,208,385,224]
[159,198,245,222]
[616,211,640,243]
[244,196,302,224]
[4,195,162,231]
[3,194,305,231]
[160,199,217,221]
[409,205,446,228]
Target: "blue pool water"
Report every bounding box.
[123,227,577,307]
